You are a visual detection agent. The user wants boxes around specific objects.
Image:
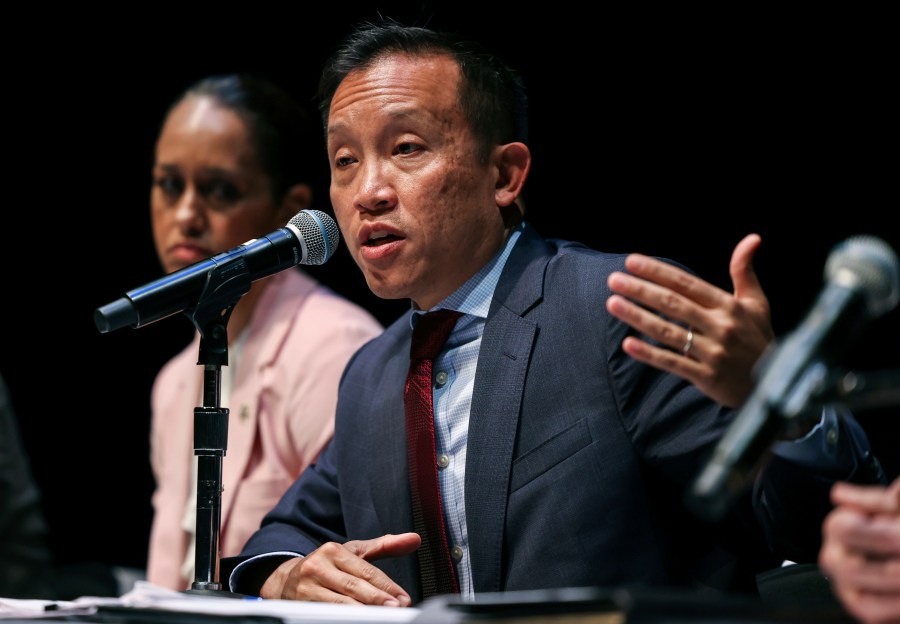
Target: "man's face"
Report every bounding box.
[326,53,508,310]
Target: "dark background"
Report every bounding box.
[3,5,897,574]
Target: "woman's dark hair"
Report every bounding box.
[316,19,528,164]
[172,74,319,201]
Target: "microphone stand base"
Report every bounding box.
[182,587,249,599]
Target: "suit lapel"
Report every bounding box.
[466,226,549,592]
[366,328,417,537]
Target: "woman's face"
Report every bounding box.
[150,96,285,274]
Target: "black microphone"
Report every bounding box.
[686,235,900,521]
[94,209,340,333]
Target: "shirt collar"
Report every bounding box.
[411,222,525,325]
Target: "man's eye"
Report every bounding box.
[396,142,420,155]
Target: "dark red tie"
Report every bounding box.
[405,309,462,598]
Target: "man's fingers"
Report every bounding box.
[621,253,728,311]
[832,480,900,514]
[728,233,763,299]
[289,541,413,606]
[347,532,422,561]
[607,293,696,352]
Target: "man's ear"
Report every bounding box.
[277,183,313,223]
[494,142,530,209]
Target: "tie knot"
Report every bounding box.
[411,310,462,361]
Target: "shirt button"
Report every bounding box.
[437,454,450,469]
[451,545,464,561]
[435,371,449,386]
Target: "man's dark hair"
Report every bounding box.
[316,19,528,163]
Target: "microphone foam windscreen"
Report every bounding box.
[291,209,341,265]
[825,236,900,319]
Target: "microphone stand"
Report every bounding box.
[181,258,253,598]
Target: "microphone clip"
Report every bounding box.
[190,255,253,367]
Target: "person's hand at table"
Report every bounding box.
[819,478,900,624]
[260,532,420,606]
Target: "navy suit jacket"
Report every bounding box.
[226,224,881,603]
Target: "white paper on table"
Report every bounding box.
[115,580,421,623]
[0,595,122,620]
[1,581,421,623]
